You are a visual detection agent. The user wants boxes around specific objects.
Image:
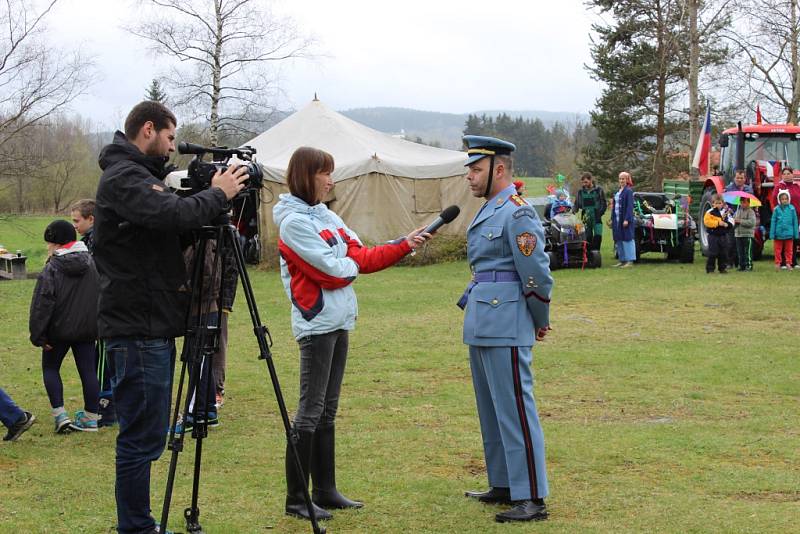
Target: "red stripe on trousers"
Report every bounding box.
[511,347,538,499]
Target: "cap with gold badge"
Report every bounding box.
[463,135,516,166]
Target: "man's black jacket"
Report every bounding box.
[94,131,228,339]
[29,242,99,346]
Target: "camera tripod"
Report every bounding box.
[159,219,326,534]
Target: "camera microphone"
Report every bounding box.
[424,205,461,234]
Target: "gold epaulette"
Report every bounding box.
[509,194,528,207]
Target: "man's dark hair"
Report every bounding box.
[124,101,177,140]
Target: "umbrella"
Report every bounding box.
[723,191,761,208]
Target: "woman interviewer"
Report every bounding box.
[273,146,430,521]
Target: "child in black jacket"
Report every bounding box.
[29,220,100,433]
[703,195,730,274]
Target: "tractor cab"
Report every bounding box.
[717,125,800,196]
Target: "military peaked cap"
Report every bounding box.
[463,135,516,166]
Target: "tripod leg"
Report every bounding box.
[160,339,195,531]
[224,225,326,534]
[160,229,219,534]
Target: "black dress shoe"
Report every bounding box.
[495,500,548,523]
[464,487,512,505]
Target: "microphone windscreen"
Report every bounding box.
[440,205,460,224]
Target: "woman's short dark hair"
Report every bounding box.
[286,146,335,205]
[581,171,593,182]
[124,101,177,140]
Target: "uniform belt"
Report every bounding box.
[457,271,520,309]
[471,271,520,283]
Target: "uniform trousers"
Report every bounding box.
[469,345,548,501]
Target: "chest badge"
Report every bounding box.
[516,232,537,256]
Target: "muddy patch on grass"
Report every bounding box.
[727,490,800,502]
[461,454,486,476]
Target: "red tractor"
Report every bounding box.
[697,122,800,259]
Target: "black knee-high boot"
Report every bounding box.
[311,424,363,509]
[285,429,332,520]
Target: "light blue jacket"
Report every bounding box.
[273,194,360,339]
[463,185,554,347]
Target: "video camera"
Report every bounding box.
[177,142,264,195]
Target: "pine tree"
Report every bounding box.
[584,0,727,188]
[584,0,687,189]
[145,79,168,104]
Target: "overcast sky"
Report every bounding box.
[47,0,603,130]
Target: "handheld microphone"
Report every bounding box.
[424,205,460,234]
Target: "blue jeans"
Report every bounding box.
[107,338,176,534]
[0,386,24,429]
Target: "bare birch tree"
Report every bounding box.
[129,0,313,145]
[0,0,94,172]
[723,0,800,123]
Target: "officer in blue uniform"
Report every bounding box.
[459,135,553,523]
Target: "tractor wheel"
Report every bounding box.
[547,251,559,270]
[589,250,602,268]
[698,188,715,257]
[679,237,695,263]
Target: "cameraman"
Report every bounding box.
[94,101,247,534]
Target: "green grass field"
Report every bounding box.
[0,215,59,272]
[1,216,799,533]
[519,177,553,197]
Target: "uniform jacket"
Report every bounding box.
[274,193,410,340]
[29,241,98,346]
[463,185,553,347]
[94,131,228,339]
[610,186,635,241]
[770,203,799,240]
[703,207,729,236]
[733,206,756,238]
[573,185,607,223]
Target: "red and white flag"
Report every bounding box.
[692,103,711,175]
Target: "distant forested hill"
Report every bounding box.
[340,107,589,149]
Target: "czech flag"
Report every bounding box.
[692,102,711,175]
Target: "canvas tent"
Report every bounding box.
[244,99,483,252]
